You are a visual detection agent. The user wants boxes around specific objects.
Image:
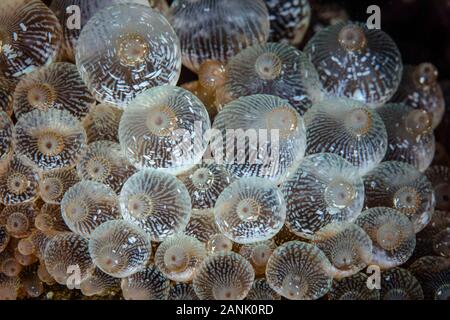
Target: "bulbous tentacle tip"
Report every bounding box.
[414,63,438,87]
[338,24,367,52]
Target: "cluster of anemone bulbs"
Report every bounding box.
[0,0,448,301]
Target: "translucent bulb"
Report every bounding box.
[61,181,120,238]
[18,230,57,260]
[378,103,434,172]
[355,207,416,269]
[214,177,286,244]
[266,241,333,300]
[198,60,227,93]
[43,232,94,285]
[50,0,151,61]
[88,220,151,278]
[77,141,136,193]
[212,94,307,183]
[155,234,206,282]
[224,43,324,115]
[12,109,87,171]
[0,251,22,277]
[0,0,62,78]
[0,156,39,205]
[0,202,38,239]
[304,98,388,174]
[185,209,220,243]
[246,278,281,300]
[39,167,80,204]
[119,169,191,242]
[76,3,181,107]
[168,0,270,72]
[391,63,445,129]
[381,268,424,300]
[80,268,121,297]
[13,62,95,120]
[37,261,56,285]
[82,104,123,144]
[281,153,364,239]
[313,222,372,279]
[363,161,435,233]
[178,163,232,210]
[193,252,255,300]
[239,240,277,276]
[305,21,402,107]
[328,273,380,300]
[13,247,37,267]
[121,265,170,300]
[206,233,234,255]
[119,86,210,174]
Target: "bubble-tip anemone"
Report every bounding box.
[265,241,333,300]
[281,153,364,239]
[119,86,210,174]
[391,63,445,129]
[378,103,435,172]
[245,278,281,300]
[76,3,181,107]
[77,140,136,193]
[13,109,87,171]
[305,21,402,107]
[328,273,380,300]
[409,256,450,300]
[363,161,435,233]
[155,234,206,282]
[178,163,232,210]
[13,62,95,120]
[39,167,80,204]
[121,265,170,300]
[212,94,307,183]
[0,0,62,78]
[355,207,416,269]
[224,42,324,115]
[0,156,39,205]
[304,98,388,174]
[88,220,151,278]
[119,169,191,242]
[381,268,424,300]
[168,0,270,72]
[214,177,286,244]
[43,232,94,285]
[313,222,372,279]
[61,181,120,238]
[193,252,255,300]
[0,202,38,239]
